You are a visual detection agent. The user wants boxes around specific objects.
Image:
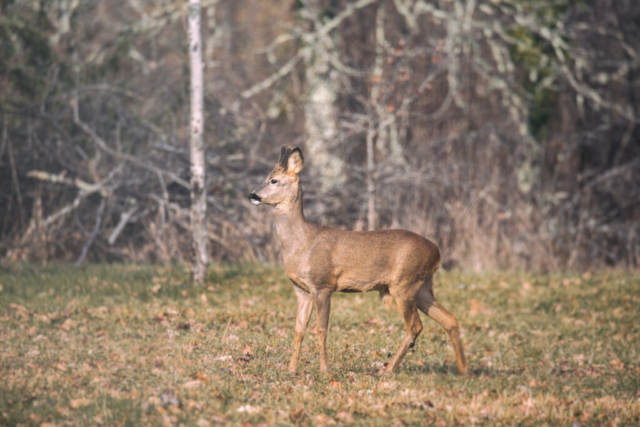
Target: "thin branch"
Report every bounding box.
[108,203,138,245]
[75,197,106,265]
[241,48,307,98]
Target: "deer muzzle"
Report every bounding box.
[248,193,262,205]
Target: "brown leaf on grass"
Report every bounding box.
[69,398,90,408]
[160,389,179,407]
[330,379,341,390]
[183,380,201,389]
[520,282,532,295]
[10,303,27,312]
[89,306,109,319]
[177,323,190,330]
[56,406,71,417]
[237,320,249,330]
[193,371,210,383]
[609,359,624,371]
[60,318,77,331]
[314,413,337,425]
[469,299,492,316]
[242,346,254,358]
[237,404,261,414]
[290,408,306,423]
[336,411,353,423]
[161,415,173,427]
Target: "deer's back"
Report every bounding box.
[286,227,440,294]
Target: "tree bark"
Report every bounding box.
[303,1,344,188]
[188,0,208,285]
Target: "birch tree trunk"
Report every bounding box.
[304,57,344,186]
[366,4,385,232]
[188,0,208,285]
[303,1,344,188]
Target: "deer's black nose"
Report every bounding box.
[248,193,262,204]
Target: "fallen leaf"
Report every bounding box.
[194,371,210,383]
[60,318,77,331]
[160,389,179,407]
[10,303,27,311]
[183,380,201,389]
[69,398,91,408]
[56,406,71,417]
[314,413,336,424]
[336,411,353,423]
[237,404,261,414]
[290,408,305,423]
[610,359,625,371]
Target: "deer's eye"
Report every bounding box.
[270,179,278,185]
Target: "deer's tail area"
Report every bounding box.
[379,288,394,310]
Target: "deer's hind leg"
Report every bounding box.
[417,281,468,375]
[384,297,423,374]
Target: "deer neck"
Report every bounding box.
[274,185,311,256]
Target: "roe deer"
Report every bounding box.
[249,146,468,375]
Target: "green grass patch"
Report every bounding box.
[1,265,639,425]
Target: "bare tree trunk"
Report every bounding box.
[188,0,208,285]
[303,2,344,187]
[366,3,385,232]
[366,119,376,231]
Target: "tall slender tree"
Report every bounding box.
[188,0,208,284]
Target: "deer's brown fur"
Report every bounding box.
[249,146,468,375]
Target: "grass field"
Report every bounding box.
[1,264,639,426]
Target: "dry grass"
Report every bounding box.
[1,264,639,426]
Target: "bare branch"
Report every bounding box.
[75,197,106,265]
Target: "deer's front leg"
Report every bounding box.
[289,287,313,372]
[315,290,332,374]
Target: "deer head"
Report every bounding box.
[249,146,304,206]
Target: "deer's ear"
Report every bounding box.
[277,146,289,169]
[287,147,304,174]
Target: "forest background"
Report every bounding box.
[1,0,639,272]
